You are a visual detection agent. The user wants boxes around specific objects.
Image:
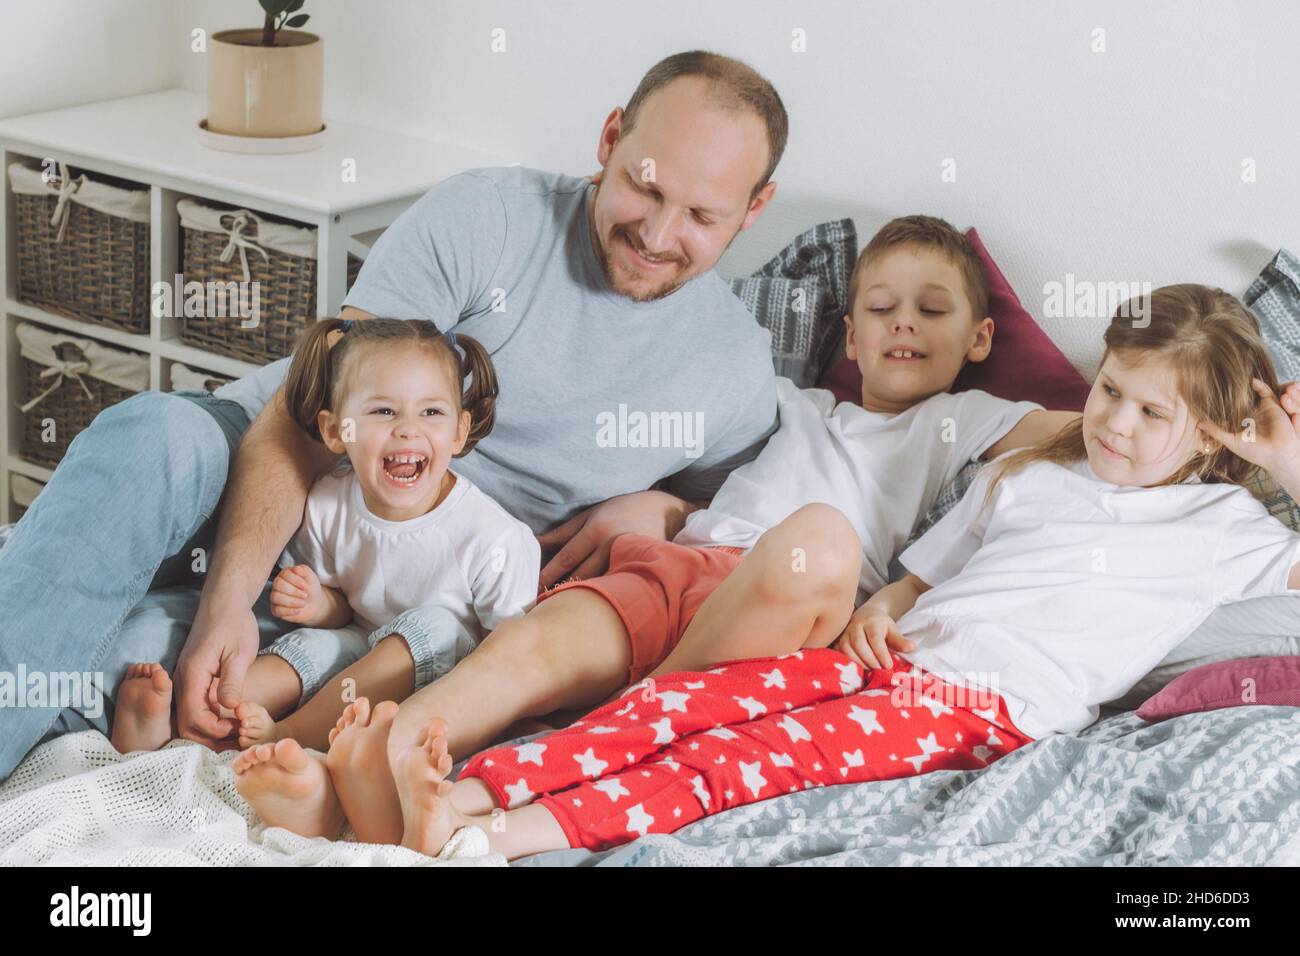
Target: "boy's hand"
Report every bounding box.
[835,606,915,670]
[1201,379,1300,475]
[270,564,329,625]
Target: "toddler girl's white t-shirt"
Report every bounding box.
[897,453,1300,739]
[674,376,1042,602]
[287,466,540,639]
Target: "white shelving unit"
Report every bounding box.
[0,89,503,523]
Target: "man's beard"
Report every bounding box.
[597,227,689,302]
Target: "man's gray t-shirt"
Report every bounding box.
[215,166,778,534]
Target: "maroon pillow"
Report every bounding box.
[817,227,1092,412]
[1136,656,1300,722]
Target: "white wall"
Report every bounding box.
[0,0,177,119]
[7,1,1299,379]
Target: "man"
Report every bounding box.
[0,49,785,781]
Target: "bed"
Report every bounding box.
[3,699,1297,866]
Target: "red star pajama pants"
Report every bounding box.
[460,648,1034,851]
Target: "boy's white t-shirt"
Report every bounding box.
[286,467,540,639]
[673,376,1042,602]
[897,454,1300,739]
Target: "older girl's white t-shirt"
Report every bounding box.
[896,453,1300,739]
[286,467,540,639]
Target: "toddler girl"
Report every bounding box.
[111,316,539,755]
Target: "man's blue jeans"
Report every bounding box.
[0,389,302,779]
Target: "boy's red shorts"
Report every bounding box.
[538,533,746,684]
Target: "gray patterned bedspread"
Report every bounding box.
[515,705,1300,866]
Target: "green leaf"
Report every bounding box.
[258,0,292,17]
[286,13,310,27]
[287,0,306,11]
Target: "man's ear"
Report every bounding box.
[740,180,776,231]
[595,107,623,168]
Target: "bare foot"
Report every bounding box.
[235,701,281,748]
[324,697,405,844]
[111,663,174,753]
[394,719,466,857]
[232,739,344,839]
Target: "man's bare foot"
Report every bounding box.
[395,719,469,857]
[232,739,344,839]
[324,698,405,845]
[235,701,282,748]
[111,663,174,753]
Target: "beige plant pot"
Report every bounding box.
[207,28,323,138]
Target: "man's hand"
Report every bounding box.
[537,490,699,590]
[835,606,915,670]
[174,601,260,748]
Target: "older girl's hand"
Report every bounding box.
[1200,379,1300,474]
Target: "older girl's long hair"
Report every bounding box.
[283,316,499,457]
[981,283,1278,511]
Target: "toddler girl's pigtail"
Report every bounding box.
[284,317,350,442]
[450,332,499,457]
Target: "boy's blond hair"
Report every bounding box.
[848,215,989,321]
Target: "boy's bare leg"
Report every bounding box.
[647,503,860,679]
[235,635,416,752]
[319,588,631,840]
[395,720,569,860]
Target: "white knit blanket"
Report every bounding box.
[0,731,505,867]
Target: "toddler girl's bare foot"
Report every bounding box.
[394,719,467,857]
[324,697,406,845]
[111,663,174,753]
[232,739,345,839]
[235,701,282,748]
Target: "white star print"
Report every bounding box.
[649,717,675,744]
[739,760,768,797]
[985,725,1004,748]
[840,749,865,777]
[673,807,682,818]
[504,778,534,808]
[691,775,711,809]
[657,690,691,713]
[835,660,863,694]
[661,757,681,772]
[573,748,609,778]
[778,714,812,743]
[724,789,735,800]
[972,745,994,762]
[588,726,618,734]
[823,723,836,733]
[903,732,945,772]
[592,778,631,802]
[705,726,739,740]
[916,694,954,720]
[735,696,766,719]
[514,742,546,766]
[769,752,794,767]
[972,705,998,724]
[684,680,707,689]
[760,668,786,689]
[846,704,885,736]
[625,803,654,838]
[615,701,636,717]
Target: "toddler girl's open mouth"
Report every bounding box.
[381,451,429,488]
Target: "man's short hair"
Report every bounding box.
[621,50,788,203]
[849,215,990,321]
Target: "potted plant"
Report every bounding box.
[206,1,322,138]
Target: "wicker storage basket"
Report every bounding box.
[10,473,45,523]
[16,322,150,468]
[7,160,151,334]
[170,361,234,394]
[177,197,362,365]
